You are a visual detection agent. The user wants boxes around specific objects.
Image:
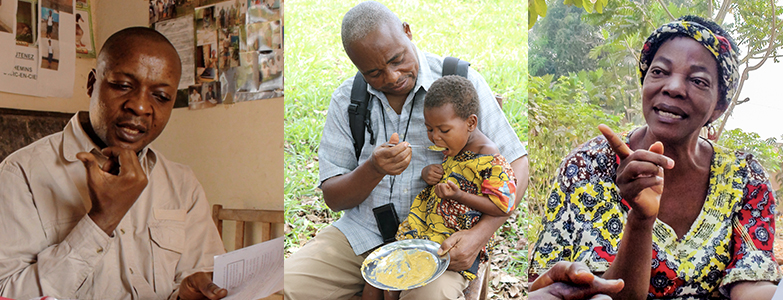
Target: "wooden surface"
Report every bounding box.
[211,204,284,249]
[258,291,283,300]
[212,205,285,298]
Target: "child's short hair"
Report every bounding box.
[424,75,479,120]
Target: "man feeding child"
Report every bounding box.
[363,75,517,300]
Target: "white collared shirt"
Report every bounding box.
[0,113,225,300]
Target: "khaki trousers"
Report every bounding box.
[284,225,469,300]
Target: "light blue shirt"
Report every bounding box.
[318,48,527,255]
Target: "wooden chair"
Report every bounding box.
[463,260,491,300]
[494,94,504,109]
[211,204,285,300]
[211,204,284,250]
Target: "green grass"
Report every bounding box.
[284,0,528,296]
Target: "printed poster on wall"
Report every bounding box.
[0,0,75,98]
[155,15,196,90]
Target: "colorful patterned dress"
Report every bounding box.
[530,133,781,299]
[396,151,516,279]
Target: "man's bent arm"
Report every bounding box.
[0,164,112,299]
[321,161,386,212]
[510,155,529,207]
[441,155,526,270]
[442,213,509,271]
[322,138,411,211]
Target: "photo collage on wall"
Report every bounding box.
[0,0,76,98]
[150,0,283,110]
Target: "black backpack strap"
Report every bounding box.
[347,56,470,160]
[443,56,470,78]
[348,72,375,160]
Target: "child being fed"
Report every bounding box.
[363,75,517,300]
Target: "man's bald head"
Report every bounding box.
[86,27,183,153]
[98,27,181,75]
[341,1,404,51]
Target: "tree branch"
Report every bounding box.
[622,39,643,114]
[750,54,783,60]
[716,57,749,140]
[746,0,776,72]
[656,0,675,20]
[716,0,777,140]
[623,39,640,66]
[630,0,657,29]
[714,0,733,24]
[741,43,783,64]
[708,0,713,17]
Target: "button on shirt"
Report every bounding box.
[0,113,225,300]
[318,48,527,255]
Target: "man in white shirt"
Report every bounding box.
[0,27,228,300]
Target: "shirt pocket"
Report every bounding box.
[149,219,185,286]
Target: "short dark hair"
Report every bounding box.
[341,1,403,51]
[99,27,181,69]
[424,75,479,120]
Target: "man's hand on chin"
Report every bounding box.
[77,146,148,235]
[178,272,227,300]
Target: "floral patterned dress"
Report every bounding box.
[530,133,781,299]
[396,150,516,279]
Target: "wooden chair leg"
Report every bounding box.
[235,221,245,250]
[464,262,489,300]
[478,261,490,300]
[261,222,271,243]
[212,204,223,240]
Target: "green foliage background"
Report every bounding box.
[527,0,783,244]
[284,0,530,291]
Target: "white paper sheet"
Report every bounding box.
[213,236,283,300]
[155,16,196,90]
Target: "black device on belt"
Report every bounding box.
[372,203,400,243]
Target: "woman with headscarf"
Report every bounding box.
[530,16,780,299]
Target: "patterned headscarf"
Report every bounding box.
[639,16,739,106]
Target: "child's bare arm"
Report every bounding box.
[434,182,509,216]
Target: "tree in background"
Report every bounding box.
[531,0,781,128]
[529,0,602,78]
[527,0,783,231]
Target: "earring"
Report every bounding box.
[707,124,718,140]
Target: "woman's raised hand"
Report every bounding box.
[598,125,674,221]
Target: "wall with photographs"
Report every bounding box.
[0,0,284,251]
[149,0,284,110]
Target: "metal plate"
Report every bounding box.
[361,239,450,291]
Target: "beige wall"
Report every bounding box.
[0,0,284,251]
